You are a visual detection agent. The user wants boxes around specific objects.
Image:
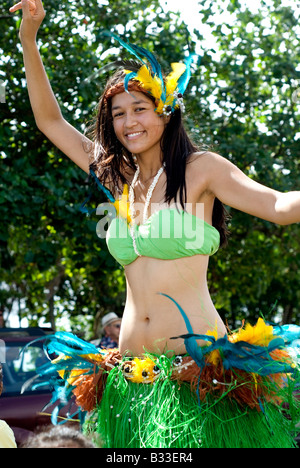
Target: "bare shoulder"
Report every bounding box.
[188,150,227,168]
[187,151,229,189]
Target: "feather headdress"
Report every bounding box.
[105,32,195,116]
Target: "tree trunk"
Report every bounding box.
[49,295,56,331]
[282,304,293,325]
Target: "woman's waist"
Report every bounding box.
[125,255,210,298]
[120,291,226,355]
[124,279,214,321]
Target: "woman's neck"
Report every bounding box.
[135,154,164,184]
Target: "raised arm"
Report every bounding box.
[201,152,300,226]
[9,0,91,173]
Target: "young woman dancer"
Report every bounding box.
[10,0,300,448]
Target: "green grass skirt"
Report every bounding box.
[84,361,299,448]
[38,321,300,448]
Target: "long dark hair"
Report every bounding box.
[88,70,229,247]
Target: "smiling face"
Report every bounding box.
[111,91,167,159]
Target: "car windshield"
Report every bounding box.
[1,342,51,396]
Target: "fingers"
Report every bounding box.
[24,0,37,17]
[9,2,22,12]
[32,0,45,16]
[34,0,44,8]
[9,0,37,14]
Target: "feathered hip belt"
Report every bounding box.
[34,302,300,417]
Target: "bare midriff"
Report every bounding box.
[119,254,227,356]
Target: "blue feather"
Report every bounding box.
[161,293,296,376]
[43,331,102,360]
[124,71,138,94]
[177,53,196,94]
[159,293,205,368]
[104,32,146,64]
[80,169,115,215]
[129,44,164,83]
[79,194,95,215]
[108,33,164,83]
[105,32,166,101]
[28,332,104,425]
[273,324,300,344]
[90,169,115,203]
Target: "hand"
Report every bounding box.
[9,0,45,43]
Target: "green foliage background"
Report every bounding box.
[0,0,299,336]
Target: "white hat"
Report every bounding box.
[101,312,120,328]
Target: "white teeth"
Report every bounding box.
[126,132,144,138]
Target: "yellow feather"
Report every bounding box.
[130,357,156,383]
[113,184,132,224]
[229,318,274,346]
[165,62,186,96]
[135,65,163,100]
[124,63,186,114]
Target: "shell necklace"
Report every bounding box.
[129,164,165,225]
[128,164,165,257]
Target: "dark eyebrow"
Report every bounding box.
[111,99,150,111]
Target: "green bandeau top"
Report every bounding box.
[106,208,220,267]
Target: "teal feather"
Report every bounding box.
[124,70,138,94]
[273,324,300,344]
[27,332,104,424]
[177,53,196,95]
[90,169,115,203]
[43,331,103,359]
[108,32,164,83]
[80,169,115,215]
[105,32,166,101]
[104,32,146,65]
[160,293,204,368]
[161,293,296,375]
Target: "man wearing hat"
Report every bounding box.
[99,312,121,349]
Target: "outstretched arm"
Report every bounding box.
[10,0,91,173]
[202,152,300,225]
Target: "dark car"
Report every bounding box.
[0,327,77,446]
